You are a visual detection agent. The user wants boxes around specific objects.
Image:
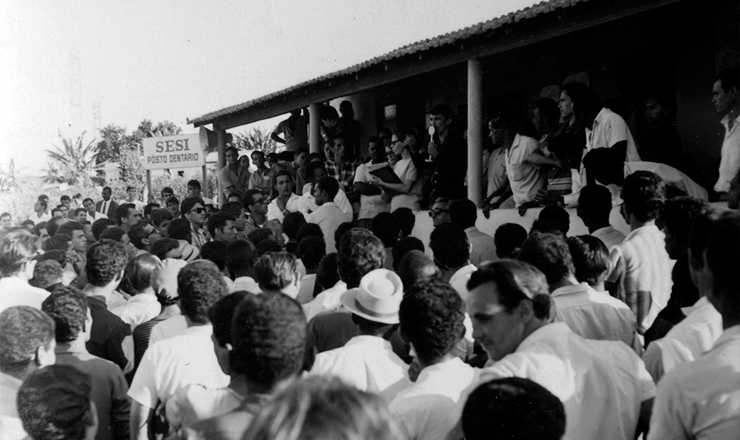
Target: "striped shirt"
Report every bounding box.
[606,225,673,333]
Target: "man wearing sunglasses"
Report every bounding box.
[181,196,208,251]
[241,189,284,247]
[428,197,452,228]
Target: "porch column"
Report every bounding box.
[467,58,483,206]
[309,103,321,154]
[215,125,227,206]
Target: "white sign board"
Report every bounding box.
[142,134,205,170]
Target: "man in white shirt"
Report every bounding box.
[253,253,301,299]
[577,185,626,249]
[388,279,480,440]
[468,260,655,440]
[0,230,50,313]
[450,199,496,266]
[82,198,107,222]
[128,261,230,440]
[30,199,52,224]
[650,212,740,438]
[297,161,353,221]
[711,67,740,194]
[311,269,408,393]
[572,87,640,162]
[306,177,349,254]
[518,231,640,352]
[124,186,145,213]
[353,137,389,229]
[266,171,302,223]
[605,172,674,334]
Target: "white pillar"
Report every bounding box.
[309,103,321,154]
[216,126,226,206]
[467,58,483,206]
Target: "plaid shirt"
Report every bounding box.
[325,160,355,195]
[239,216,285,247]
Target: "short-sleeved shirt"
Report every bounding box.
[273,116,308,152]
[388,358,480,440]
[586,107,641,162]
[607,225,674,333]
[552,283,640,353]
[391,158,423,213]
[480,322,655,440]
[649,325,740,439]
[714,113,740,193]
[219,165,249,197]
[485,147,507,198]
[266,193,302,223]
[354,162,389,220]
[505,134,546,206]
[128,325,229,409]
[311,335,409,393]
[306,202,349,254]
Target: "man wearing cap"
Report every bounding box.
[310,268,408,393]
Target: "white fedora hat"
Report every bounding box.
[340,269,403,325]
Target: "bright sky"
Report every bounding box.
[0,0,541,175]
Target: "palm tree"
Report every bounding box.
[44,132,98,185]
[0,158,21,192]
[232,127,277,154]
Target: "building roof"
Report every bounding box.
[189,0,590,127]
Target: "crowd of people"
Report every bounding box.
[0,70,738,440]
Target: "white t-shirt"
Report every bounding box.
[505,134,546,206]
[306,202,349,254]
[266,193,302,223]
[480,322,655,440]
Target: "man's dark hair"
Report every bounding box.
[187,179,201,190]
[73,207,86,218]
[560,81,589,100]
[150,209,174,228]
[17,365,94,440]
[400,279,465,363]
[371,212,400,248]
[582,148,623,185]
[220,202,243,219]
[392,208,415,237]
[296,223,323,244]
[315,176,339,200]
[468,260,551,320]
[151,238,180,260]
[570,87,602,121]
[533,98,560,125]
[0,229,39,277]
[0,306,55,374]
[32,221,47,238]
[34,250,66,266]
[338,229,385,288]
[334,222,354,251]
[247,228,274,247]
[122,254,159,293]
[305,161,327,183]
[60,195,71,203]
[535,205,570,236]
[253,252,298,292]
[37,199,48,210]
[577,185,612,224]
[518,232,574,285]
[229,293,307,389]
[167,218,192,242]
[316,253,339,294]
[295,146,309,157]
[622,171,666,222]
[201,241,228,271]
[144,203,161,218]
[46,216,68,237]
[57,221,84,238]
[207,211,236,238]
[180,196,205,217]
[43,234,72,253]
[177,260,228,324]
[166,196,180,208]
[91,218,117,240]
[392,236,424,272]
[430,223,469,269]
[662,197,708,250]
[20,219,35,229]
[127,222,150,250]
[226,240,256,276]
[114,203,136,226]
[429,104,454,121]
[398,250,439,292]
[283,212,307,240]
[85,239,129,287]
[30,260,64,290]
[242,189,263,210]
[297,236,326,270]
[706,211,740,321]
[225,146,238,156]
[715,67,739,93]
[567,235,609,286]
[99,227,127,243]
[462,377,566,440]
[208,291,249,347]
[51,208,62,217]
[256,239,282,256]
[449,198,477,229]
[41,286,88,343]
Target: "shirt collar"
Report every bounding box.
[517,322,571,352]
[128,294,159,304]
[450,264,477,284]
[592,226,614,236]
[680,296,712,316]
[183,323,213,336]
[346,335,392,349]
[416,357,467,383]
[551,282,590,297]
[464,226,478,234]
[721,113,740,129]
[624,224,660,241]
[55,343,89,355]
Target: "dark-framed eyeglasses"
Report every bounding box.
[429,209,449,217]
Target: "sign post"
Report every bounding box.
[142,133,206,200]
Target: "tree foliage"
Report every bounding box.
[232,127,277,154]
[44,132,98,186]
[0,159,21,192]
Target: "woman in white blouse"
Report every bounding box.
[373,131,423,213]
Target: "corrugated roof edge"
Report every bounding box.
[188,0,585,125]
